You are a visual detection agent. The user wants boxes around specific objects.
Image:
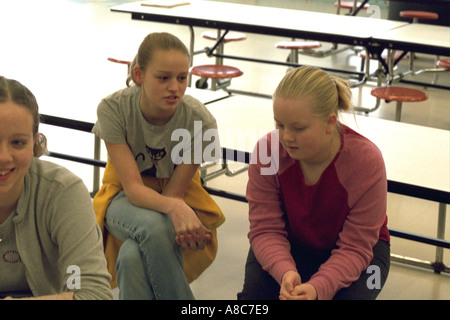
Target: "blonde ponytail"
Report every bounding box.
[330,75,353,113]
[274,66,353,120]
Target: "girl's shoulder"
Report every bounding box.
[180,94,206,111]
[97,86,141,124]
[106,85,140,99]
[28,157,83,188]
[340,124,383,162]
[179,94,216,123]
[100,86,140,110]
[337,123,386,181]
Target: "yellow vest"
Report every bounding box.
[93,161,225,288]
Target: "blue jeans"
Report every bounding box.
[105,191,195,300]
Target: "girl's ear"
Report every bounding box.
[326,112,338,134]
[133,64,143,85]
[32,133,39,157]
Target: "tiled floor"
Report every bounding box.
[1,0,448,299]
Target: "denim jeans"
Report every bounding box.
[105,191,195,300]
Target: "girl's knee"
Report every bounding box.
[116,239,155,299]
[116,239,144,274]
[138,211,176,242]
[106,192,176,242]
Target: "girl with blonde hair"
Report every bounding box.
[239,66,390,300]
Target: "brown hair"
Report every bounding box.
[0,76,48,157]
[273,66,353,120]
[127,32,190,87]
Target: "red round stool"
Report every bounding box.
[434,58,450,83]
[190,64,243,90]
[201,30,247,43]
[198,31,246,90]
[107,57,131,66]
[107,57,132,85]
[275,40,322,64]
[399,10,439,23]
[334,1,370,13]
[371,86,428,121]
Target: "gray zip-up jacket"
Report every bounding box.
[12,158,112,300]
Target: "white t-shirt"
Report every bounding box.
[93,86,221,178]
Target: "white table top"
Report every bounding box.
[112,1,450,57]
[112,1,407,45]
[371,23,450,56]
[206,94,450,197]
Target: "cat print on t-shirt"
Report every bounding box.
[137,145,167,177]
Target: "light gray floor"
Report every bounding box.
[1,0,448,300]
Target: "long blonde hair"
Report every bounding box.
[273,66,353,120]
[0,76,48,157]
[126,32,190,87]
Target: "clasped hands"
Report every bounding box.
[280,270,317,300]
[166,197,211,250]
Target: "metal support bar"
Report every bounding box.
[435,203,448,272]
[207,29,229,56]
[93,136,101,194]
[391,254,449,274]
[47,151,106,168]
[201,163,249,183]
[40,114,94,133]
[188,25,195,87]
[395,101,402,122]
[390,71,450,90]
[350,0,370,16]
[353,49,385,114]
[212,52,367,86]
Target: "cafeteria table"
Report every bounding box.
[111,0,409,81]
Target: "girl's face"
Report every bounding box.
[134,49,190,126]
[273,96,337,165]
[0,102,35,201]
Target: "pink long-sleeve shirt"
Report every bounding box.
[246,124,389,300]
